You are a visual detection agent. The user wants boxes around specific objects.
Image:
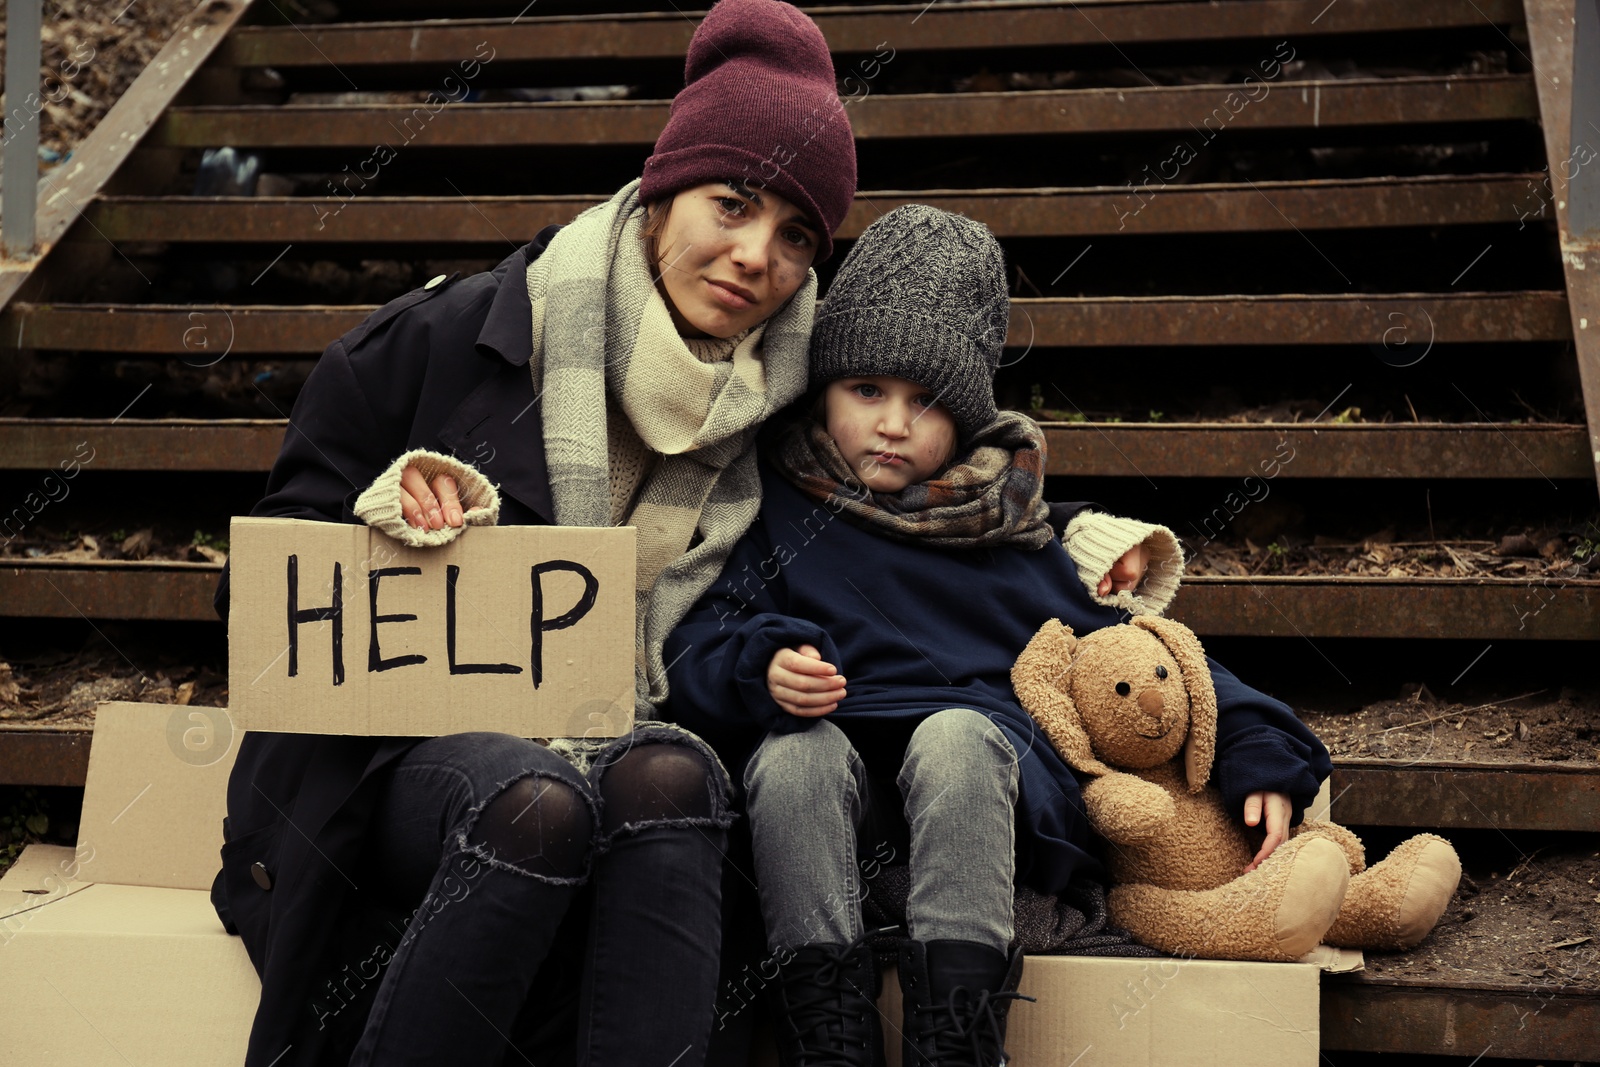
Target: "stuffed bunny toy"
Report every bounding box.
[1011,616,1461,962]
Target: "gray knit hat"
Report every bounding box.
[809,205,1008,438]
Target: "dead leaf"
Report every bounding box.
[1494,533,1539,557]
[1443,544,1478,576]
[119,528,154,559]
[190,545,227,565]
[175,681,197,707]
[1517,721,1530,741]
[0,663,19,706]
[1548,937,1592,950]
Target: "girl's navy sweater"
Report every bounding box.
[664,460,1331,895]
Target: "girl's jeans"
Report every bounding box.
[346,726,734,1067]
[743,709,1019,954]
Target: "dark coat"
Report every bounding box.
[212,229,562,1066]
[664,461,1331,895]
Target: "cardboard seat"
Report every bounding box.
[0,877,258,1064]
[0,703,1337,1066]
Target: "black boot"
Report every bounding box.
[898,940,1033,1067]
[769,938,885,1067]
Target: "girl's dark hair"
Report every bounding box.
[641,198,673,274]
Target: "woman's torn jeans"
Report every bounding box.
[345,724,734,1067]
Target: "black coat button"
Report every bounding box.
[251,861,273,891]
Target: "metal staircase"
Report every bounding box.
[1,1,1596,1060]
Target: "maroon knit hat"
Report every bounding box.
[640,0,857,262]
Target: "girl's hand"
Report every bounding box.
[767,644,846,717]
[1242,791,1293,872]
[1097,543,1149,597]
[399,465,464,530]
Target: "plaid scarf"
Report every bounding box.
[771,409,1054,549]
[527,180,817,713]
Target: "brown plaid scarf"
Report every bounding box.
[771,409,1055,549]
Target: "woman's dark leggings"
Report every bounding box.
[346,727,733,1067]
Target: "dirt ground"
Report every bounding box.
[0,647,226,727]
[1030,393,1576,425]
[1345,843,1600,995]
[8,517,1596,577]
[0,0,200,173]
[1301,687,1600,765]
[1186,524,1598,581]
[0,523,228,564]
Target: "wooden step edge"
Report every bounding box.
[1321,978,1598,1060]
[78,175,1554,243]
[1329,761,1600,831]
[0,421,1590,479]
[0,728,93,787]
[217,0,1530,69]
[2,566,1593,639]
[2,291,1573,352]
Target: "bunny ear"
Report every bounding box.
[1011,619,1113,778]
[1132,615,1217,793]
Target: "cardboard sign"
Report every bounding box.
[227,518,636,737]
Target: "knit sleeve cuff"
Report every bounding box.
[1063,511,1185,617]
[352,448,501,547]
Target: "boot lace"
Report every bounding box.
[916,986,1036,1067]
[784,942,878,1067]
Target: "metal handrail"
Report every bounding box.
[1,0,43,258]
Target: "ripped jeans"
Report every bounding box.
[347,725,733,1067]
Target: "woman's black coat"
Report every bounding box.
[212,229,563,1066]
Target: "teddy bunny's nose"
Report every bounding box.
[1137,689,1164,720]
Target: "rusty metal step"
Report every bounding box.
[1329,759,1600,831]
[1322,978,1597,1060]
[4,293,1569,353]
[0,420,285,471]
[0,728,92,787]
[1,562,223,622]
[1017,292,1571,346]
[1042,423,1592,480]
[216,0,1527,70]
[151,76,1538,149]
[80,176,1547,244]
[4,734,1590,835]
[3,419,1588,480]
[1170,576,1596,641]
[5,564,1593,638]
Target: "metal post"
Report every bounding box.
[1572,0,1600,241]
[2,0,44,259]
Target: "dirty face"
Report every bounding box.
[650,180,818,339]
[823,376,958,493]
[1066,627,1189,768]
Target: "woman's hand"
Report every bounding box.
[1242,791,1294,872]
[1097,542,1149,597]
[399,465,464,530]
[767,644,846,717]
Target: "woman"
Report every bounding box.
[208,2,856,1063]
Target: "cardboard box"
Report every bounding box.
[0,877,259,1065]
[227,517,637,737]
[74,702,238,890]
[0,706,1339,1066]
[0,703,258,1065]
[749,955,1322,1067]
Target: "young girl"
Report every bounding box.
[664,206,1331,1066]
